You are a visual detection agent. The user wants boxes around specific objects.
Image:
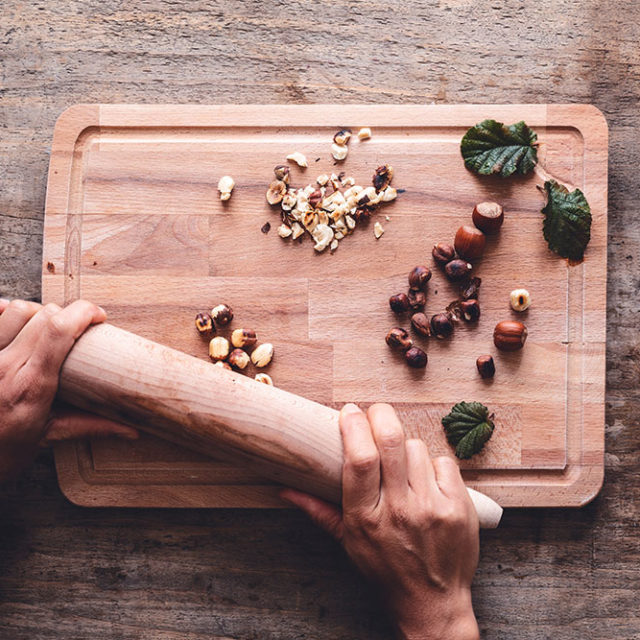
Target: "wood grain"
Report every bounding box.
[42,104,607,509]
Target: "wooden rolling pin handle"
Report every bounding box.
[57,324,503,529]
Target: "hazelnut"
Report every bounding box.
[228,348,250,370]
[251,343,274,367]
[195,312,214,335]
[476,355,496,379]
[209,336,230,361]
[381,186,397,202]
[460,276,482,300]
[266,180,287,205]
[333,129,352,146]
[373,221,385,239]
[373,164,394,191]
[281,191,297,211]
[385,327,413,351]
[211,304,233,325]
[389,293,411,313]
[430,313,454,339]
[357,127,372,140]
[408,265,432,290]
[405,346,428,368]
[445,259,473,281]
[472,201,504,234]
[410,312,431,337]
[331,143,348,161]
[277,224,293,238]
[231,328,257,349]
[217,176,235,201]
[493,320,528,351]
[510,288,531,312]
[408,288,426,311]
[454,225,486,261]
[459,299,480,322]
[308,189,323,209]
[255,373,274,385]
[274,164,291,184]
[286,151,308,167]
[214,360,232,370]
[432,242,456,265]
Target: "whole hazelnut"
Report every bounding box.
[389,293,411,313]
[228,348,251,370]
[476,355,496,379]
[493,320,528,351]
[430,313,454,339]
[195,312,215,335]
[231,328,257,349]
[209,336,230,361]
[255,373,274,385]
[405,346,428,368]
[214,360,233,371]
[460,276,482,300]
[432,242,456,265]
[445,259,473,281]
[454,225,486,261]
[510,288,532,312]
[408,288,427,311]
[211,304,234,326]
[459,299,480,322]
[472,201,504,234]
[410,312,431,337]
[385,327,413,351]
[251,343,274,367]
[408,265,432,290]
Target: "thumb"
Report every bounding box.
[42,407,139,445]
[280,488,344,542]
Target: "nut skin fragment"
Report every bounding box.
[408,265,432,290]
[195,312,215,335]
[430,313,454,339]
[286,151,308,167]
[211,304,233,326]
[251,343,274,367]
[405,346,428,368]
[254,373,274,385]
[331,143,348,161]
[444,259,473,281]
[373,221,385,239]
[357,127,372,140]
[385,327,413,351]
[510,288,531,312]
[389,293,411,313]
[454,225,486,261]
[432,242,456,265]
[472,201,504,234]
[209,336,230,361]
[459,299,481,322]
[217,176,235,201]
[476,355,495,379]
[410,312,431,337]
[333,129,352,146]
[266,180,287,205]
[227,348,250,370]
[231,328,257,349]
[408,288,426,311]
[493,320,528,351]
[274,165,291,184]
[261,221,271,234]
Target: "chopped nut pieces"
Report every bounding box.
[357,127,372,140]
[286,151,308,167]
[209,336,230,361]
[274,165,291,184]
[331,143,348,161]
[266,180,287,205]
[251,343,274,367]
[333,129,352,146]
[217,176,235,201]
[374,221,385,239]
[510,288,531,311]
[277,224,293,239]
[255,373,274,385]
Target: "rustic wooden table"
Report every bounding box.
[1,2,638,638]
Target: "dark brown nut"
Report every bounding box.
[261,221,271,234]
[405,346,428,368]
[432,242,456,265]
[195,312,215,335]
[472,201,504,234]
[308,189,323,209]
[227,348,251,370]
[231,328,257,349]
[408,288,427,311]
[493,320,528,351]
[460,276,482,300]
[445,259,473,281]
[410,312,431,337]
[430,313,454,339]
[274,164,291,184]
[373,164,394,191]
[459,299,480,322]
[389,293,411,313]
[385,327,413,351]
[333,129,352,146]
[408,265,432,290]
[353,206,374,222]
[454,225,486,261]
[211,304,233,325]
[476,355,496,379]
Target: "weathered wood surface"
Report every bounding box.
[0,1,638,639]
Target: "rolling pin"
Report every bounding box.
[57,323,503,528]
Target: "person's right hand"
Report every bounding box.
[281,403,480,640]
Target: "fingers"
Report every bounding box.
[432,456,469,501]
[0,299,42,350]
[368,403,408,502]
[340,403,381,512]
[279,489,344,542]
[405,438,436,496]
[42,407,139,445]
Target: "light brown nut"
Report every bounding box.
[373,221,385,239]
[217,176,235,201]
[266,180,287,205]
[333,129,352,146]
[331,143,348,161]
[286,151,308,167]
[251,343,274,367]
[214,360,232,370]
[228,348,251,370]
[195,312,215,335]
[231,328,257,349]
[274,165,290,184]
[209,336,230,361]
[254,373,274,385]
[357,127,371,140]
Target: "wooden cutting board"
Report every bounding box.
[42,104,607,508]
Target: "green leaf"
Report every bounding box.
[541,180,592,261]
[460,119,538,177]
[442,401,495,459]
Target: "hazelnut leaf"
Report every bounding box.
[442,401,495,459]
[541,180,592,262]
[460,119,538,177]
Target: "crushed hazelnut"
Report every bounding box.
[217,176,235,201]
[286,151,308,167]
[357,127,372,140]
[374,221,385,239]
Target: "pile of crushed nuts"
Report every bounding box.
[194,304,274,386]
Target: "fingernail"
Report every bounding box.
[341,403,362,415]
[97,305,107,315]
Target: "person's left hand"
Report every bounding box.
[0,298,138,483]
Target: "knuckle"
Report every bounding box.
[47,313,69,338]
[8,299,32,315]
[346,451,379,475]
[42,303,61,316]
[377,427,404,450]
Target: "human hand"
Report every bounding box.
[0,298,138,483]
[281,403,480,640]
